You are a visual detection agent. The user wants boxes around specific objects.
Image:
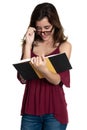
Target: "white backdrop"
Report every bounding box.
[0,0,87,129]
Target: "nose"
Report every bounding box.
[41,31,45,36]
[38,28,45,36]
[41,28,45,32]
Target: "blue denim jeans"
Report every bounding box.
[21,114,67,130]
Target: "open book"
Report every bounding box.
[13,53,72,80]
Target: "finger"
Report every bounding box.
[24,27,36,40]
[39,56,42,64]
[31,57,36,64]
[28,27,36,31]
[41,55,45,61]
[35,56,40,66]
[27,27,36,34]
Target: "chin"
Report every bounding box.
[42,36,49,41]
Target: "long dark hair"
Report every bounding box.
[22,3,67,57]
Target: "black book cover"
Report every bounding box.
[13,53,72,80]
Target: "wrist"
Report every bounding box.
[25,42,32,49]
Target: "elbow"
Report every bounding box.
[54,80,61,85]
[53,76,61,85]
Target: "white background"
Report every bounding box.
[0,0,87,129]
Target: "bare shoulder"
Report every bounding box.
[59,41,72,51]
[59,41,72,59]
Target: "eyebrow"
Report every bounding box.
[36,25,51,29]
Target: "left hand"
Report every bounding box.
[30,56,48,72]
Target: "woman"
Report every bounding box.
[17,2,72,130]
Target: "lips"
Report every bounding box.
[40,33,47,39]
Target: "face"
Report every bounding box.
[36,17,54,41]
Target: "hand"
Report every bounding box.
[24,27,36,46]
[31,56,48,73]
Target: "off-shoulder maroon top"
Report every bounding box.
[17,46,70,124]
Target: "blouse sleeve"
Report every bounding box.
[17,72,26,84]
[59,70,70,87]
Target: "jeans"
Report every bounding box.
[21,114,67,130]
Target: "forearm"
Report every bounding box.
[42,69,61,85]
[22,27,35,59]
[30,56,61,85]
[22,43,32,59]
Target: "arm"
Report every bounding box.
[22,27,36,59]
[44,42,72,85]
[17,27,36,83]
[31,56,61,85]
[31,42,72,85]
[41,67,61,85]
[22,43,32,59]
[59,41,72,60]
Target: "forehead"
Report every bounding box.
[36,17,51,26]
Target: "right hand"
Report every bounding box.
[24,27,36,46]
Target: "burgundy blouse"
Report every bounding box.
[17,47,70,124]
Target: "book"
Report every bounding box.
[13,53,72,80]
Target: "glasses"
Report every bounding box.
[36,27,54,36]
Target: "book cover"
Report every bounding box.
[13,53,72,80]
